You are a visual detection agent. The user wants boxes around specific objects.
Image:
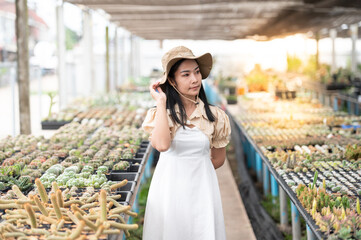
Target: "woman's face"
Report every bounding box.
[172,59,202,98]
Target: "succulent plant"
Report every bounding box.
[113,161,130,171]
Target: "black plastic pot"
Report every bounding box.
[41,120,72,130]
[129,164,141,173]
[275,90,296,99]
[109,172,139,183]
[115,181,136,193]
[227,98,237,104]
[326,83,349,90]
[117,191,132,203]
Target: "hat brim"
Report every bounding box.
[160,53,212,84]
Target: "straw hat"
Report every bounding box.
[160,46,213,84]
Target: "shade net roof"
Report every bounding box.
[65,0,361,40]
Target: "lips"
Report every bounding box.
[190,86,200,90]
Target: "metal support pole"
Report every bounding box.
[16,0,31,134]
[255,152,262,182]
[114,27,119,88]
[263,162,270,195]
[145,149,155,179]
[280,188,288,228]
[333,96,338,111]
[271,174,279,203]
[350,24,358,73]
[246,141,252,169]
[307,224,317,240]
[37,67,42,122]
[325,94,330,107]
[129,35,134,83]
[291,201,301,240]
[121,32,127,85]
[250,145,256,171]
[135,36,140,80]
[105,26,110,92]
[56,2,66,109]
[82,9,94,95]
[330,29,337,74]
[347,100,352,115]
[131,35,136,81]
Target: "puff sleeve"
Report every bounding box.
[141,107,175,140]
[211,107,231,148]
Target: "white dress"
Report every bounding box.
[143,126,226,240]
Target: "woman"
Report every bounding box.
[142,46,231,240]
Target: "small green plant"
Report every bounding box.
[47,91,57,119]
[311,170,318,189]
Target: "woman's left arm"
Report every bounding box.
[211,147,226,169]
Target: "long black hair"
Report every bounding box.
[160,59,215,127]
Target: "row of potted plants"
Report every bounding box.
[232,95,361,237]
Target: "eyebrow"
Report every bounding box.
[180,66,199,73]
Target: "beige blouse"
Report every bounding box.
[142,100,231,148]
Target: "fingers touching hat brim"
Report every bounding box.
[160,53,213,85]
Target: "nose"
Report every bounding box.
[190,73,198,83]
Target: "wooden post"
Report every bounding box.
[105,26,110,92]
[16,0,31,134]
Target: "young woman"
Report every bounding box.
[142,46,231,240]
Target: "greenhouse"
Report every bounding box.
[0,0,361,239]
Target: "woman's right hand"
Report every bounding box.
[150,80,166,105]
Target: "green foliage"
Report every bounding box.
[356,229,361,239]
[0,174,32,191]
[287,54,302,73]
[338,227,352,240]
[65,27,81,50]
[303,55,318,79]
[345,144,361,161]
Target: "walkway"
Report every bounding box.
[217,158,256,240]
